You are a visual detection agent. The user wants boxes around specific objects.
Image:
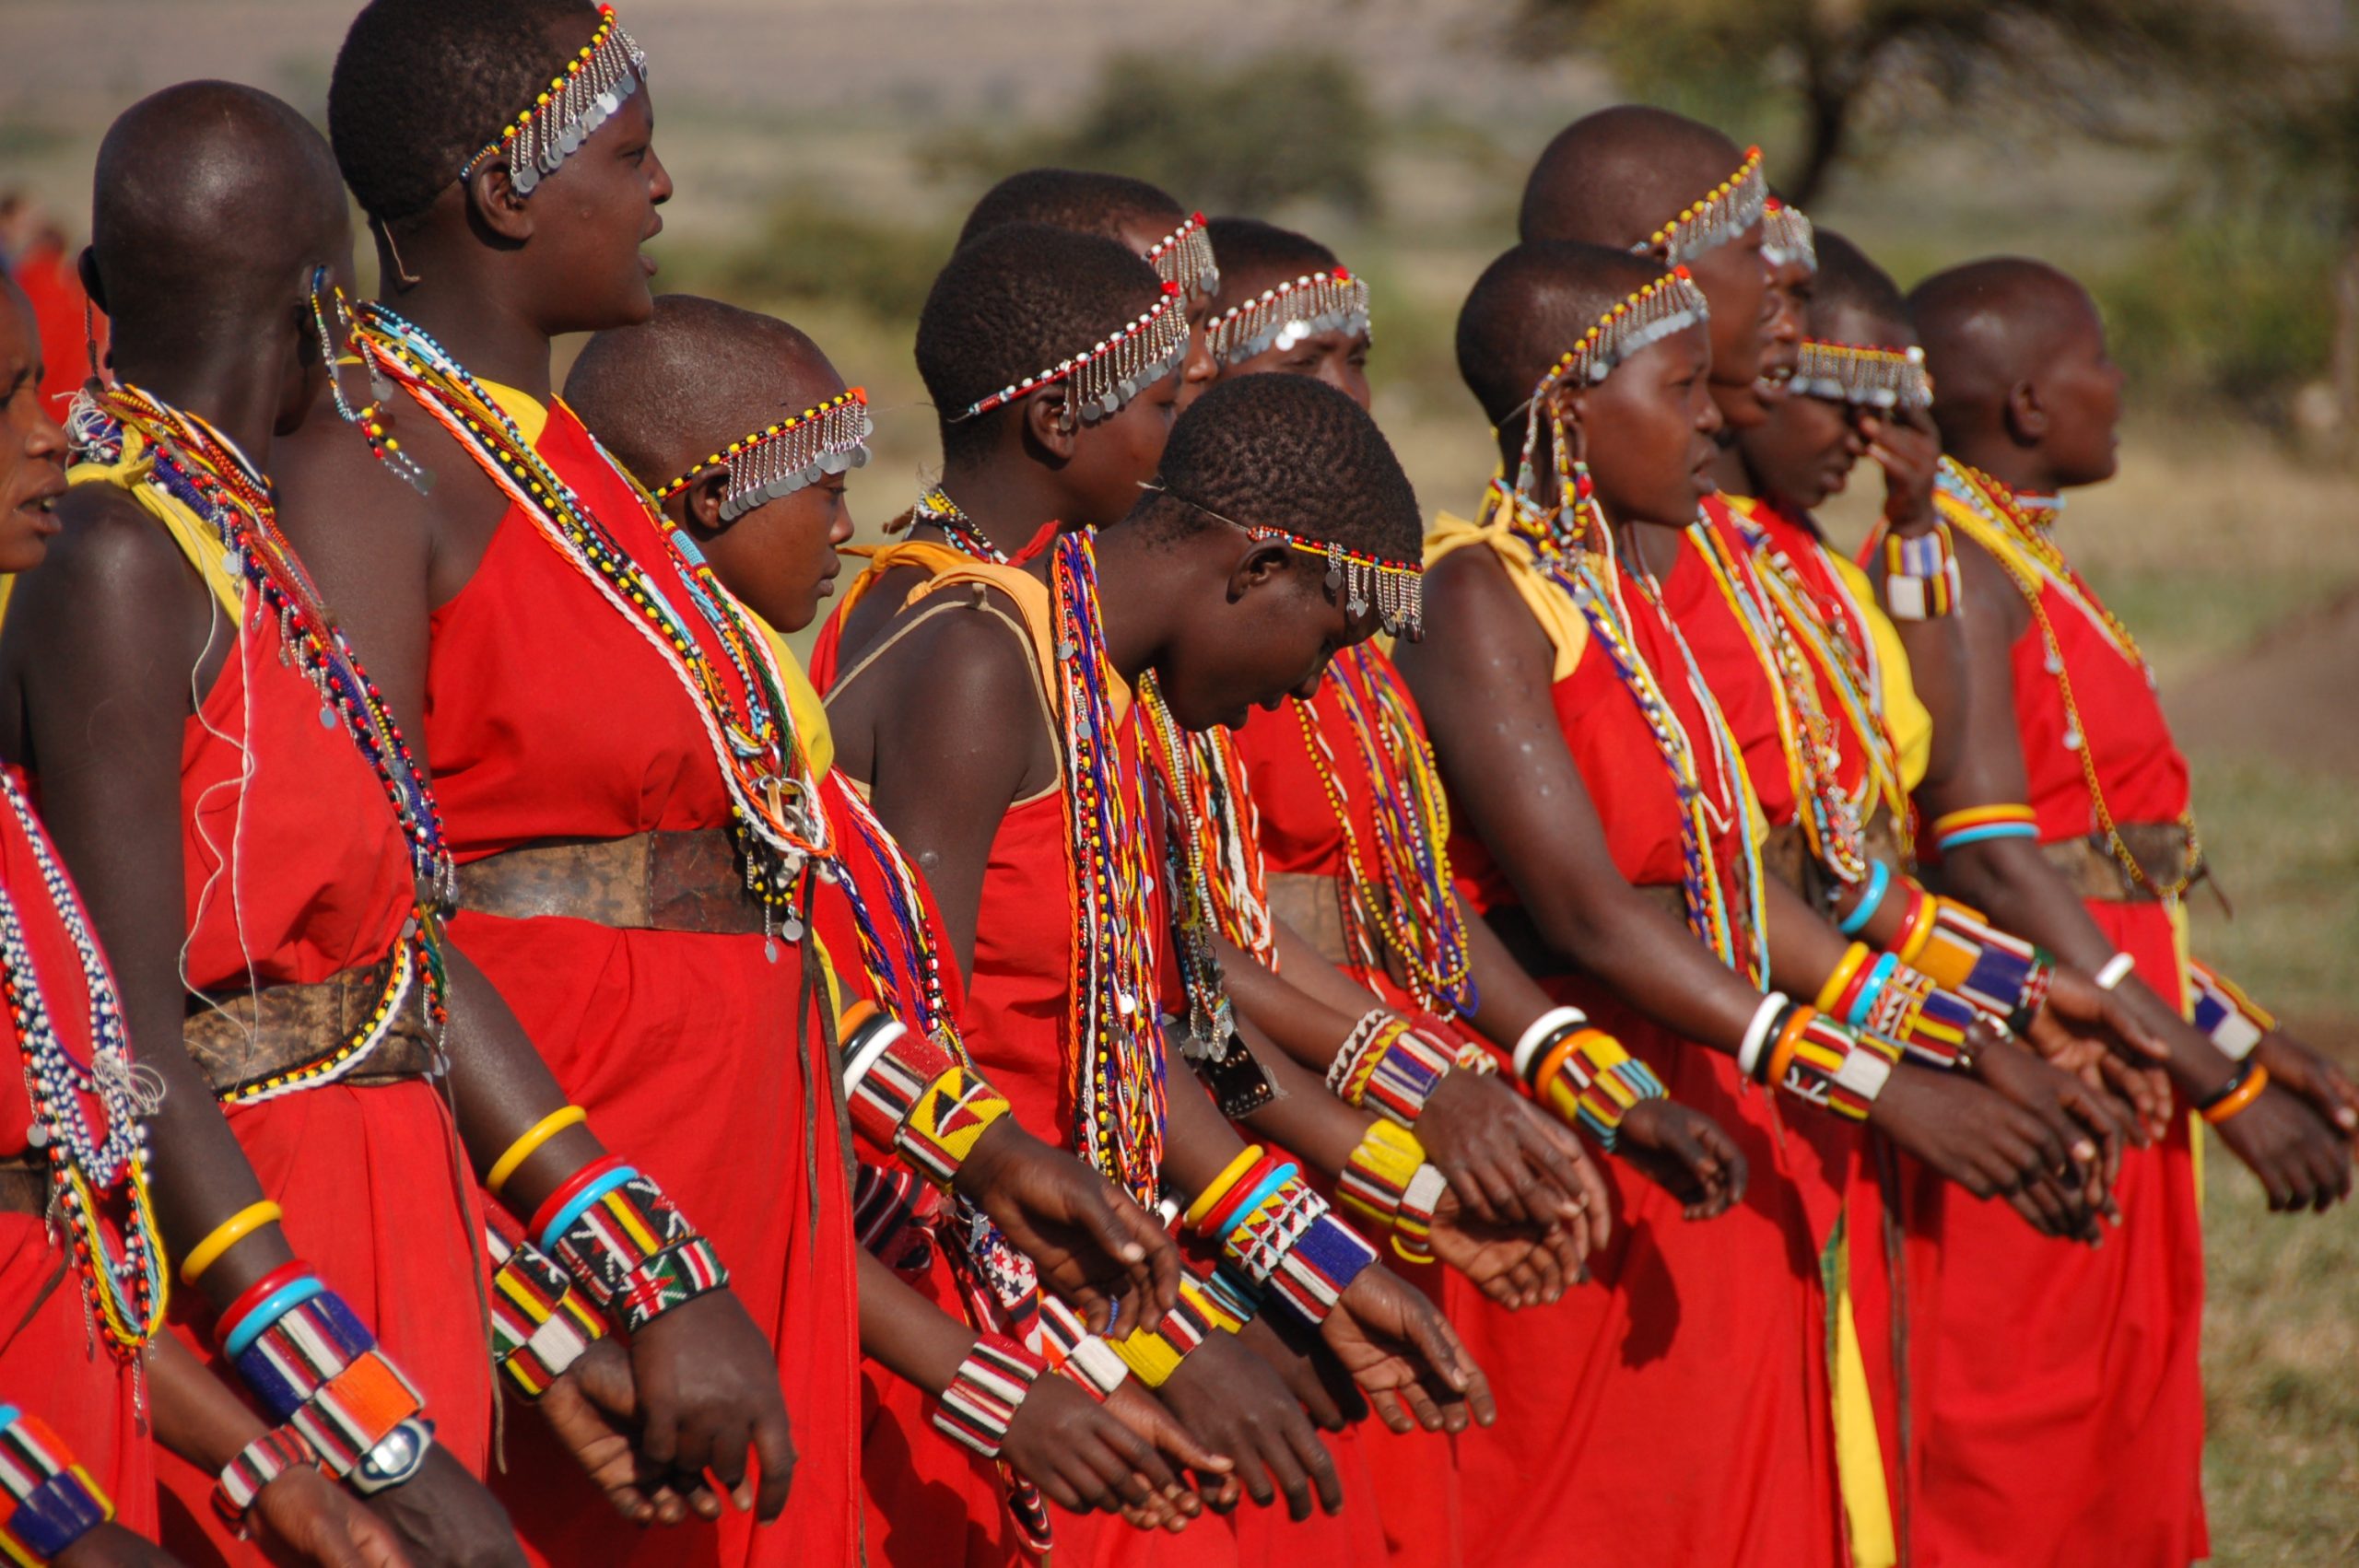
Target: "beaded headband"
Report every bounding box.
[1637,146,1768,266]
[1760,199,1817,273]
[459,4,648,197]
[653,388,874,522]
[1792,341,1932,411]
[1142,479,1423,638]
[1146,213,1222,300]
[1514,267,1713,522]
[951,281,1192,424]
[1203,268,1372,368]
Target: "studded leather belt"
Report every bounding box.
[184,951,437,1101]
[455,829,767,935]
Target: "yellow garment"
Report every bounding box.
[65,434,247,617]
[1825,552,1933,794]
[1427,498,1588,683]
[1834,1255,1898,1568]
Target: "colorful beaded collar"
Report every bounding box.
[1637,146,1768,265]
[459,4,648,197]
[1145,212,1221,300]
[1203,267,1371,368]
[952,281,1191,425]
[1793,341,1932,411]
[654,388,874,521]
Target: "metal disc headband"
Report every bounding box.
[1203,268,1372,368]
[1637,146,1768,266]
[1760,199,1816,273]
[1141,478,1422,638]
[1146,213,1221,300]
[654,388,874,522]
[1538,266,1712,396]
[1792,342,1932,411]
[459,3,648,197]
[951,282,1191,424]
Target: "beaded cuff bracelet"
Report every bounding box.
[1883,524,1960,621]
[2189,959,2274,1062]
[851,1162,937,1274]
[537,1162,729,1335]
[1105,1275,1242,1389]
[1035,1293,1129,1400]
[212,1427,316,1534]
[486,1229,609,1398]
[896,1064,1015,1188]
[933,1335,1048,1460]
[1762,1006,1900,1121]
[1909,896,2052,1036]
[1336,1120,1448,1263]
[1531,1029,1665,1151]
[1329,1012,1456,1127]
[1193,1159,1377,1331]
[0,1410,112,1565]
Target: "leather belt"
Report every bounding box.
[1485,885,1688,981]
[2040,824,2202,905]
[1265,872,1354,971]
[455,829,766,935]
[1761,809,1906,908]
[184,952,436,1100]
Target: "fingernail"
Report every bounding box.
[1121,1243,1145,1260]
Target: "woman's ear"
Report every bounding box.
[464,162,536,245]
[2002,378,2047,447]
[1020,386,1081,462]
[1225,535,1297,605]
[685,467,733,541]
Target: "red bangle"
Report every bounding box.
[1886,886,1933,963]
[1198,1153,1283,1240]
[216,1260,313,1342]
[528,1153,628,1244]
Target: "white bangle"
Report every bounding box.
[839,1012,906,1094]
[1738,993,1790,1081]
[1511,1006,1590,1083]
[2093,953,2138,992]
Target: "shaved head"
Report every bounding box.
[1812,229,1911,346]
[1457,240,1672,427]
[88,81,346,358]
[566,294,845,494]
[1520,105,1747,249]
[1911,256,2121,485]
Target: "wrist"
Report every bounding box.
[0,1408,114,1563]
[948,1116,1028,1203]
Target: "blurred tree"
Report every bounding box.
[921,51,1380,218]
[1513,0,2264,205]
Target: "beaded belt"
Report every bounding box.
[1485,888,1688,980]
[1265,872,1353,970]
[454,830,766,935]
[2040,824,2203,905]
[185,954,436,1101]
[1761,811,1907,908]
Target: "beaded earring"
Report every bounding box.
[309,269,432,496]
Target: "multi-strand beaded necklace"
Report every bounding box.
[71,384,453,1100]
[1050,533,1167,1205]
[1935,461,2201,898]
[0,769,166,1359]
[1291,645,1475,1016]
[1495,481,1770,986]
[344,302,829,933]
[910,486,1014,567]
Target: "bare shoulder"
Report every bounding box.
[1951,529,2030,640]
[842,584,1053,799]
[12,481,206,647]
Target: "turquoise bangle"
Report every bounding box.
[1936,822,2039,850]
[537,1164,639,1255]
[1845,954,1901,1029]
[1837,862,1891,937]
[224,1276,327,1359]
[1225,1164,1299,1243]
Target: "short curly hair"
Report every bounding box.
[1203,216,1339,310]
[1456,240,1672,429]
[1811,229,1910,343]
[329,0,602,224]
[955,167,1184,252]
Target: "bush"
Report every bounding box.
[708,192,953,324]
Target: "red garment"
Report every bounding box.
[1728,496,1879,799]
[136,497,488,1562]
[0,770,156,1539]
[1914,534,2205,1568]
[5,236,103,421]
[1444,541,1843,1568]
[426,398,856,1565]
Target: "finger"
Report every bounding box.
[1254,1428,1315,1521]
[1143,1407,1233,1479]
[637,1402,680,1474]
[700,1418,750,1504]
[1035,1465,1086,1514]
[1285,1422,1345,1516]
[1461,1155,1532,1227]
[1101,1416,1180,1498]
[1228,1433,1277,1509]
[1402,1299,1475,1394]
[1081,1432,1158,1510]
[752,1405,797,1523]
[1080,1187,1165,1316]
[1366,1387,1414,1435]
[1401,1378,1449,1432]
[2103,994,2173,1061]
[1523,1114,1602,1222]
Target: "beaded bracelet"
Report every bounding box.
[851,1163,937,1274]
[1766,1007,1901,1121]
[895,1063,1015,1188]
[1325,1011,1409,1103]
[535,1164,730,1335]
[0,1409,112,1565]
[1196,1169,1378,1332]
[1452,1040,1500,1076]
[1336,1120,1449,1263]
[214,1266,429,1481]
[1855,965,1979,1072]
[1883,522,1960,621]
[212,1426,317,1535]
[2198,1059,2271,1125]
[1906,896,2052,1036]
[1034,1294,1129,1401]
[933,1334,1049,1460]
[1103,1274,1241,1389]
[1531,1028,1666,1151]
[486,1229,610,1398]
[1929,804,2040,855]
[2189,959,2274,1062]
[839,1003,1013,1186]
[1350,1024,1458,1127]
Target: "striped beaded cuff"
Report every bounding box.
[933,1335,1048,1460]
[289,1353,428,1480]
[541,1167,729,1335]
[840,1003,962,1157]
[1210,1175,1377,1332]
[851,1163,937,1274]
[1883,523,1960,621]
[212,1426,317,1534]
[1766,1007,1900,1121]
[486,1230,609,1398]
[1034,1294,1129,1400]
[1325,1011,1406,1103]
[1532,1029,1665,1151]
[2189,959,2274,1062]
[1857,965,1979,1071]
[1909,896,2051,1036]
[895,1064,1014,1188]
[1336,1120,1449,1262]
[226,1281,382,1422]
[1353,1025,1459,1127]
[0,1411,112,1564]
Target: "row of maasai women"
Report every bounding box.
[0,3,2353,1566]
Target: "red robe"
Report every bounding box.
[1438,520,1843,1568]
[1914,500,2206,1568]
[425,395,856,1565]
[0,767,157,1540]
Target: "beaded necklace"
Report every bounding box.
[1687,509,1872,884]
[1495,483,1769,985]
[1936,462,2201,898]
[1135,678,1247,1059]
[826,784,958,1059]
[910,486,1011,567]
[0,770,166,1358]
[345,302,827,930]
[1291,645,1475,1015]
[1050,533,1167,1204]
[71,384,457,1100]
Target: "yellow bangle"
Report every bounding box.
[1109,1326,1186,1388]
[1182,1145,1264,1230]
[487,1105,589,1197]
[180,1199,284,1285]
[1814,942,1872,1012]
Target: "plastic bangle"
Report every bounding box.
[1766,1009,1814,1089]
[1845,954,1902,1029]
[181,1199,284,1285]
[1737,993,1789,1081]
[223,1277,329,1361]
[2200,1061,2271,1124]
[1511,1006,1589,1082]
[2093,953,2138,992]
[1837,861,1892,936]
[216,1260,314,1342]
[526,1153,628,1247]
[1894,897,1940,966]
[534,1164,638,1256]
[1219,1164,1300,1245]
[1813,942,1872,1012]
[1182,1145,1264,1230]
[487,1106,588,1197]
[1197,1153,1284,1240]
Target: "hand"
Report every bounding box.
[534,1334,718,1526]
[1971,1032,2130,1242]
[1319,1264,1494,1435]
[2256,1029,2359,1139]
[1100,1378,1238,1520]
[249,1462,417,1568]
[2211,1082,2353,1213]
[1868,1062,2097,1238]
[55,1523,185,1568]
[1233,1314,1361,1433]
[1000,1375,1203,1526]
[1415,1069,1604,1235]
[1157,1331,1343,1521]
[1423,1184,1579,1308]
[361,1444,527,1568]
[2025,970,2173,1142]
[1614,1099,1748,1219]
[1859,404,1941,534]
[956,1121,1180,1334]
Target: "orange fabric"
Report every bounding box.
[0,777,155,1537]
[808,538,987,695]
[425,400,856,1565]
